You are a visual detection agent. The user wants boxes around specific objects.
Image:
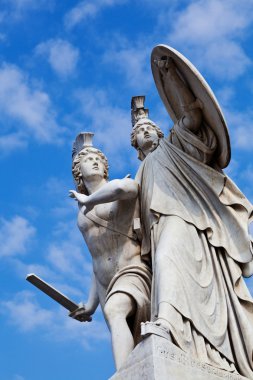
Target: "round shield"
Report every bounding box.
[151,44,231,169]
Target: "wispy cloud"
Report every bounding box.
[0,32,6,41]
[0,63,63,153]
[214,84,253,153]
[35,39,80,78]
[223,106,253,151]
[168,0,253,80]
[47,225,92,285]
[1,290,109,348]
[2,291,54,331]
[0,216,36,258]
[42,176,77,218]
[102,38,152,91]
[13,375,25,380]
[74,87,137,171]
[1,0,54,20]
[0,132,28,152]
[10,209,92,298]
[64,0,126,29]
[64,2,97,29]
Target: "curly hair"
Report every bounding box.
[72,147,109,194]
[131,118,164,160]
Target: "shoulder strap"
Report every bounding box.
[85,211,137,241]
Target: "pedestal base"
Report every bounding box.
[109,334,248,380]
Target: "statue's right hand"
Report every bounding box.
[69,190,78,200]
[69,303,92,322]
[69,190,88,204]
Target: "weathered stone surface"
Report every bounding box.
[110,335,248,380]
[130,45,253,378]
[70,132,151,370]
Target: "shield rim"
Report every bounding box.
[151,44,231,169]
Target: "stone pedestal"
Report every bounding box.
[109,335,248,380]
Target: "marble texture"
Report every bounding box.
[130,45,253,378]
[110,334,249,380]
[69,133,151,370]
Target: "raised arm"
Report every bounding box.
[69,178,138,213]
[156,57,203,133]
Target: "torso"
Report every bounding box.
[77,198,144,304]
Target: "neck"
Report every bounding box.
[84,176,107,194]
[140,139,159,159]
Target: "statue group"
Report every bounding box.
[69,45,253,379]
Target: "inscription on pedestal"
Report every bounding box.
[110,335,248,380]
[156,344,243,380]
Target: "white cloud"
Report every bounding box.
[215,86,236,108]
[223,158,239,180]
[64,0,125,29]
[2,291,54,331]
[0,132,27,152]
[0,63,62,153]
[13,375,25,380]
[1,217,105,344]
[223,107,253,151]
[1,0,54,20]
[0,216,36,258]
[43,177,76,218]
[168,0,253,79]
[64,2,97,29]
[9,219,92,297]
[215,87,253,153]
[14,260,57,281]
[75,88,137,171]
[170,1,251,44]
[237,164,253,204]
[50,203,76,219]
[1,290,109,348]
[199,41,250,80]
[0,32,6,41]
[46,220,92,284]
[35,39,79,78]
[240,165,253,185]
[0,12,5,23]
[102,41,152,91]
[47,240,90,282]
[232,126,253,151]
[44,176,68,194]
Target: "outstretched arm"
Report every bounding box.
[156,57,202,133]
[69,178,138,213]
[69,273,99,322]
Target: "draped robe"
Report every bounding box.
[135,122,253,378]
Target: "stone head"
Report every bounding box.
[72,147,109,194]
[131,118,164,161]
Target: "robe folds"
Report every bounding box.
[135,124,253,378]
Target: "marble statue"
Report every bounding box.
[129,45,253,379]
[69,132,151,370]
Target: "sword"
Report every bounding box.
[26,273,79,312]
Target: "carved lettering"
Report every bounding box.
[155,344,244,380]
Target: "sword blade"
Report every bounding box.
[26,273,79,312]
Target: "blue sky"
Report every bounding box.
[0,1,253,379]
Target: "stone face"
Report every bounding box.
[110,335,248,380]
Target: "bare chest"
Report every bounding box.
[78,202,115,230]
